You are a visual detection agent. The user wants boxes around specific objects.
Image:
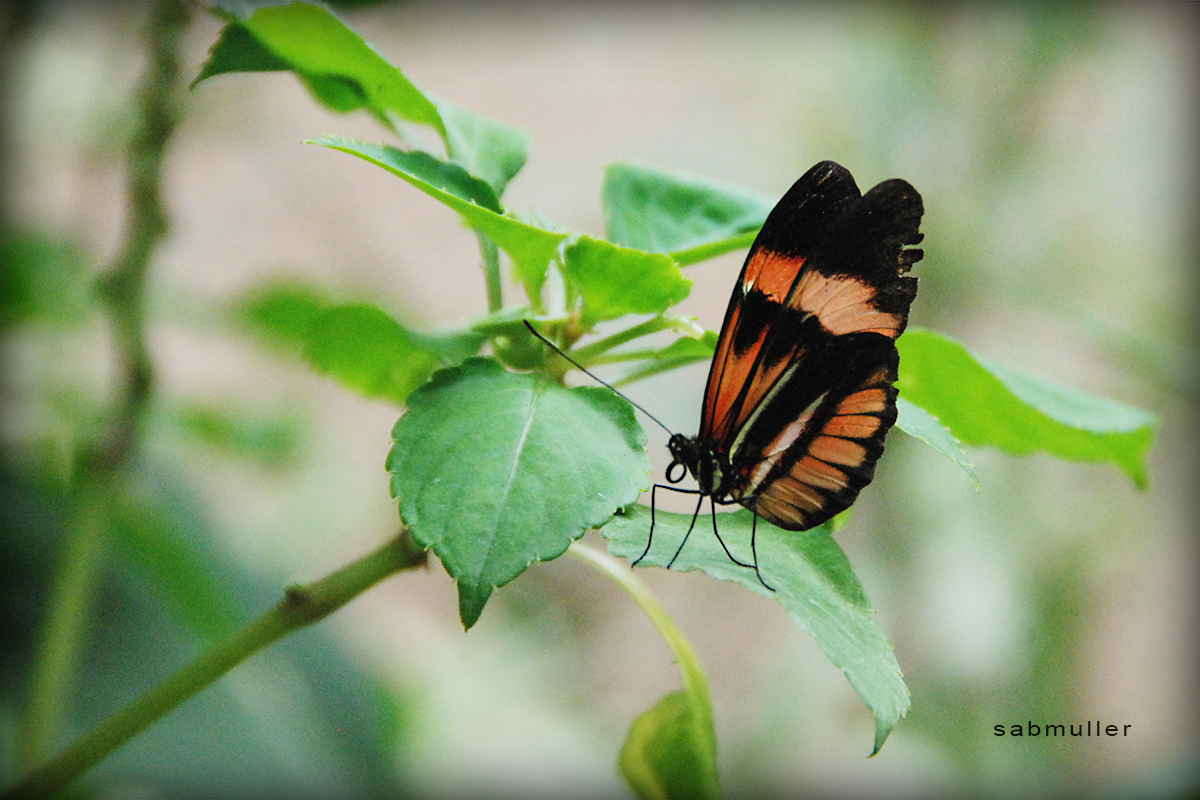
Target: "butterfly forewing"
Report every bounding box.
[700,163,863,445]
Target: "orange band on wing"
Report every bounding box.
[792,269,905,338]
[742,249,805,301]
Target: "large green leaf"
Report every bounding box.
[302,304,443,405]
[602,163,772,266]
[898,329,1156,488]
[312,137,567,304]
[560,236,692,324]
[603,506,909,755]
[387,358,649,628]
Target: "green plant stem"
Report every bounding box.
[4,532,428,800]
[669,229,758,267]
[571,316,675,363]
[20,489,110,769]
[566,543,708,700]
[20,0,188,773]
[477,232,502,312]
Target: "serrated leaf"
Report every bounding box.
[303,304,442,405]
[603,163,772,265]
[897,328,1156,488]
[361,146,502,212]
[194,2,442,131]
[387,358,649,628]
[195,5,530,195]
[313,137,567,304]
[603,506,908,755]
[620,690,719,800]
[561,236,692,324]
[436,99,530,196]
[895,397,979,488]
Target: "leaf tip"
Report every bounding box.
[457,579,493,630]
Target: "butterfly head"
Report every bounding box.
[666,433,728,498]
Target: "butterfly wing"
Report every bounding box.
[732,334,900,529]
[700,162,924,530]
[700,161,862,444]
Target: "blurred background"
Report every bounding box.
[1,2,1196,797]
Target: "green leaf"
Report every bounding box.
[195,5,530,195]
[437,99,530,196]
[561,236,692,324]
[194,2,442,131]
[470,306,545,370]
[233,278,332,352]
[312,136,567,305]
[302,304,443,405]
[620,690,719,800]
[387,358,649,628]
[603,506,909,755]
[0,230,93,329]
[897,329,1157,488]
[358,146,502,212]
[602,163,772,265]
[172,403,303,469]
[895,397,979,488]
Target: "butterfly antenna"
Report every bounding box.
[522,320,676,436]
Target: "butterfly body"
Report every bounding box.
[656,161,924,565]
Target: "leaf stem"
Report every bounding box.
[571,316,675,363]
[4,531,428,800]
[477,232,502,313]
[566,543,708,700]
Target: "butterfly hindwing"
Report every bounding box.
[732,334,899,530]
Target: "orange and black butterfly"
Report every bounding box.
[638,161,924,586]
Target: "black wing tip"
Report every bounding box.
[754,161,863,257]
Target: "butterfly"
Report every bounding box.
[636,160,924,587]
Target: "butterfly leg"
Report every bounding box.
[707,500,755,570]
[748,509,775,592]
[633,483,662,566]
[666,491,706,569]
[635,482,703,567]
